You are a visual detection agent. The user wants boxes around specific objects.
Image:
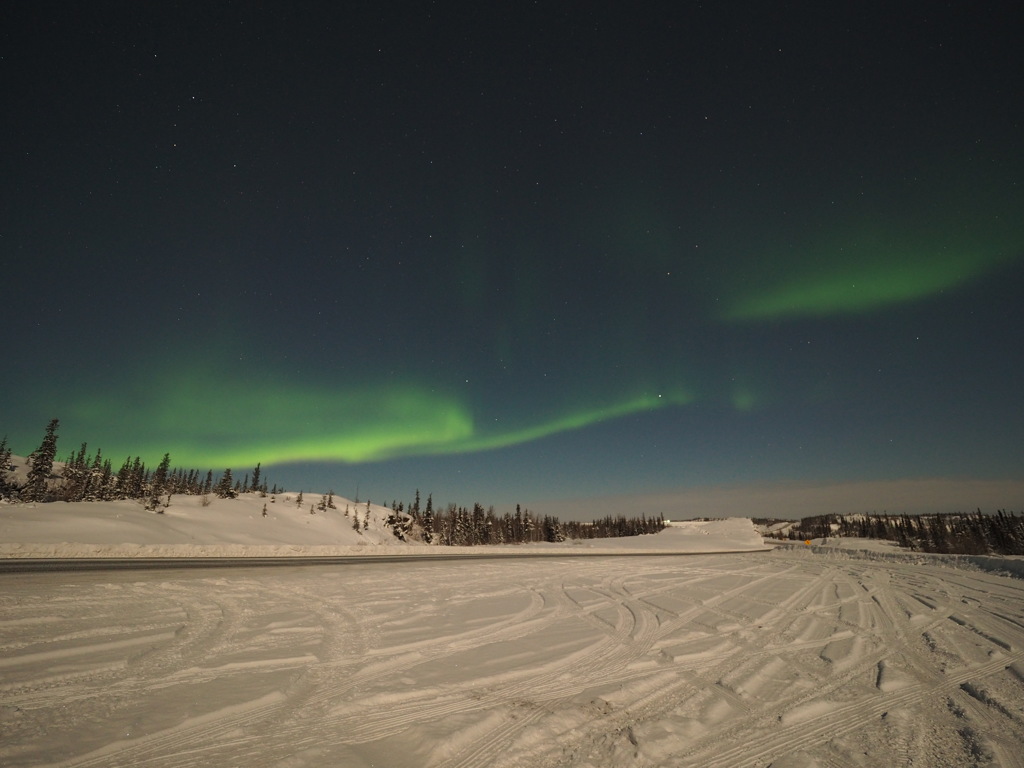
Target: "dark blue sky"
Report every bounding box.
[4,2,1022,517]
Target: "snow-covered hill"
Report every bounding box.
[0,487,766,558]
[0,492,404,557]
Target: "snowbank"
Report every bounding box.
[772,538,1024,579]
[0,492,765,558]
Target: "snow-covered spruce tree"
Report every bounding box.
[89,451,112,501]
[148,453,171,511]
[387,507,412,541]
[421,493,434,543]
[116,456,146,500]
[24,418,59,502]
[113,456,131,500]
[214,468,236,499]
[92,454,108,497]
[453,506,470,545]
[0,435,14,498]
[58,442,88,501]
[542,515,565,543]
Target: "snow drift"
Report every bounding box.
[0,492,766,558]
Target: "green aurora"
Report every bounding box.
[9,164,1021,472]
[717,183,1022,322]
[722,240,1016,322]
[17,216,1020,471]
[25,371,695,470]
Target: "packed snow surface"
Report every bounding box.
[3,497,1024,766]
[4,547,1024,766]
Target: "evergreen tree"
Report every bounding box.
[471,503,486,544]
[61,446,87,501]
[148,453,172,510]
[214,469,236,498]
[0,435,11,472]
[93,453,112,501]
[59,442,88,501]
[0,436,13,497]
[79,448,100,501]
[126,457,146,499]
[524,510,536,542]
[454,505,470,545]
[25,418,59,502]
[114,456,132,499]
[422,493,434,543]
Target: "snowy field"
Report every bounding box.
[0,492,766,558]
[4,546,1024,767]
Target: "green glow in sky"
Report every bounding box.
[62,375,473,467]
[448,389,695,456]
[724,256,963,321]
[720,220,1020,322]
[731,388,758,412]
[48,371,695,469]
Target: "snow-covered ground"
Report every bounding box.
[3,497,1024,766]
[0,492,766,558]
[2,549,1024,765]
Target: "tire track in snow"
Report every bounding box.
[433,578,671,768]
[535,557,1024,768]
[327,584,659,751]
[684,647,1024,768]
[674,559,1024,768]
[5,552,1024,768]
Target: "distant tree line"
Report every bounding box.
[385,490,666,546]
[0,419,278,509]
[779,511,1024,556]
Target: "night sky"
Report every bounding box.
[4,3,1023,518]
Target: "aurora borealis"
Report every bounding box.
[4,3,1023,517]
